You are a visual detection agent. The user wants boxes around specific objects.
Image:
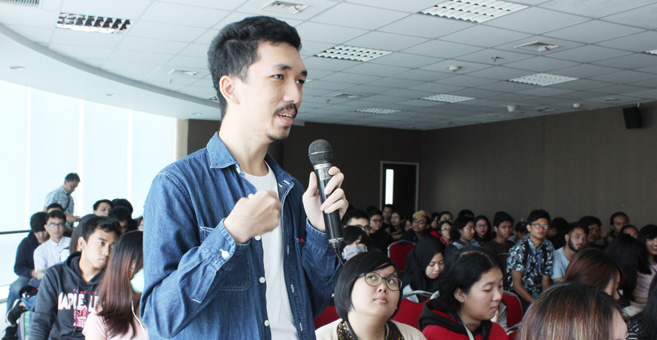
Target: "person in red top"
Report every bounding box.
[419,246,508,340]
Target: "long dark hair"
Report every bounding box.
[97,231,143,337]
[638,225,657,274]
[606,234,642,303]
[632,276,657,340]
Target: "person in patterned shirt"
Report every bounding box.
[505,209,554,310]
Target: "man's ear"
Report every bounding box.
[77,237,86,252]
[219,75,239,105]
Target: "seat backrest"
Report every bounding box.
[391,297,427,329]
[314,305,339,329]
[387,241,415,271]
[502,291,523,329]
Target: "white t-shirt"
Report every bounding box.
[244,162,297,339]
[551,247,569,280]
[34,237,71,272]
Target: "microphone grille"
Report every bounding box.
[308,139,333,165]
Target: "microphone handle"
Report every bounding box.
[313,164,343,250]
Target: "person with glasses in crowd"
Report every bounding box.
[315,251,426,340]
[436,220,453,247]
[505,209,554,310]
[342,209,372,236]
[33,210,71,280]
[401,210,434,243]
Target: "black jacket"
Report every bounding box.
[30,252,105,340]
[14,232,39,278]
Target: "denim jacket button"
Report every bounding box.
[255,235,261,241]
[220,250,229,259]
[264,320,270,327]
[259,277,266,284]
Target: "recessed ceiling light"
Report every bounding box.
[56,12,131,34]
[314,45,392,62]
[515,41,560,52]
[508,73,578,86]
[356,108,400,115]
[9,66,25,70]
[419,0,528,23]
[168,69,198,77]
[261,1,309,15]
[420,94,475,103]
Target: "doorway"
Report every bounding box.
[381,162,419,218]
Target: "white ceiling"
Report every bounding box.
[1,0,657,130]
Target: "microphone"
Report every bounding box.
[308,139,343,251]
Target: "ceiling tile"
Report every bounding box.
[591,84,652,95]
[179,43,208,57]
[166,55,207,69]
[365,77,424,88]
[194,29,220,45]
[544,20,644,44]
[483,81,537,93]
[380,88,433,99]
[342,84,394,94]
[455,48,533,66]
[320,72,381,84]
[152,0,247,11]
[464,66,532,81]
[597,31,657,52]
[377,14,474,39]
[62,0,152,18]
[344,0,438,13]
[548,45,631,63]
[540,0,655,18]
[7,25,53,44]
[117,36,188,54]
[302,56,360,71]
[0,7,59,28]
[299,41,335,57]
[502,56,578,72]
[438,75,502,87]
[602,2,657,29]
[409,82,464,93]
[310,3,408,30]
[110,49,173,64]
[405,40,482,59]
[296,22,367,44]
[128,21,206,42]
[484,8,589,34]
[517,87,572,96]
[592,53,657,69]
[140,2,229,28]
[552,64,620,78]
[393,69,455,82]
[50,43,115,60]
[590,70,657,84]
[441,26,532,48]
[345,31,427,51]
[50,29,124,48]
[369,53,441,68]
[344,62,408,76]
[548,79,610,91]
[100,61,164,80]
[304,79,353,91]
[421,60,490,74]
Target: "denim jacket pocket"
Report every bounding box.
[199,226,251,291]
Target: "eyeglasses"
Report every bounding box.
[359,272,401,291]
[350,224,372,231]
[47,222,65,228]
[531,223,549,230]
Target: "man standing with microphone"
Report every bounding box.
[141,16,348,340]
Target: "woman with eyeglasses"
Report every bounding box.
[436,220,453,247]
[315,251,426,340]
[472,215,492,247]
[83,231,148,340]
[419,247,508,340]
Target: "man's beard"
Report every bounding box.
[568,239,581,252]
[268,104,298,142]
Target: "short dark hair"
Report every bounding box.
[79,216,121,243]
[450,216,474,241]
[567,223,589,235]
[30,212,47,233]
[46,203,64,211]
[111,199,133,215]
[434,246,501,314]
[620,224,638,235]
[527,209,551,224]
[367,208,382,219]
[493,211,513,228]
[64,173,80,182]
[578,216,602,230]
[109,206,132,222]
[342,209,368,226]
[208,16,301,117]
[342,226,371,249]
[93,199,112,211]
[609,211,629,226]
[515,221,528,233]
[457,209,474,219]
[334,252,401,322]
[46,210,66,223]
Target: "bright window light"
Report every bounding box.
[385,169,394,205]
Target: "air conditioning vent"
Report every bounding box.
[0,0,39,7]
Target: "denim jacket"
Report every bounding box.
[141,133,340,339]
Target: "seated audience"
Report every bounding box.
[438,211,452,223]
[109,206,135,234]
[437,220,453,247]
[457,209,474,220]
[368,208,393,253]
[508,221,527,244]
[622,224,639,239]
[401,210,433,243]
[83,231,148,340]
[483,211,515,274]
[444,216,475,258]
[564,248,621,301]
[315,252,426,340]
[635,224,657,304]
[518,283,627,340]
[93,199,112,216]
[506,209,554,309]
[402,238,444,302]
[341,226,372,261]
[382,204,394,230]
[606,211,630,244]
[30,216,121,340]
[547,217,569,249]
[551,223,588,282]
[606,234,642,307]
[627,276,657,340]
[389,211,404,239]
[579,215,603,248]
[342,209,371,235]
[33,210,71,280]
[472,215,492,247]
[419,246,507,340]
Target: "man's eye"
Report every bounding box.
[273,74,283,79]
[296,79,305,86]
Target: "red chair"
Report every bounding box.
[502,291,523,330]
[387,241,415,272]
[391,291,431,329]
[314,305,339,329]
[508,330,519,340]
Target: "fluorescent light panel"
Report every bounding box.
[56,13,131,34]
[420,0,528,23]
[508,73,578,86]
[314,45,392,62]
[421,94,475,103]
[356,108,400,115]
